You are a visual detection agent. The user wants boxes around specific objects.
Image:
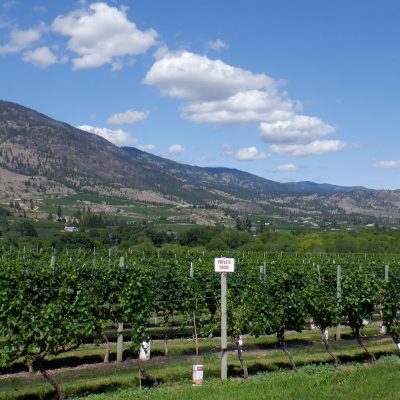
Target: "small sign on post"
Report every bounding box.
[215,257,235,380]
[214,257,235,273]
[192,364,203,386]
[139,341,151,361]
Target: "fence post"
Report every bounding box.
[336,265,341,341]
[117,256,125,363]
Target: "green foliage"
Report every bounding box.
[1,248,399,383]
[340,266,380,335]
[0,257,102,369]
[308,265,340,331]
[382,265,400,346]
[14,220,38,237]
[120,262,153,353]
[51,232,100,251]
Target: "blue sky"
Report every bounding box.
[1,0,400,189]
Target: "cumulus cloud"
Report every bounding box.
[144,49,348,157]
[259,115,335,144]
[0,25,44,55]
[371,160,400,169]
[107,109,149,125]
[52,2,157,69]
[77,124,137,146]
[207,39,228,52]
[22,46,59,68]
[182,90,293,124]
[272,163,299,172]
[144,50,298,127]
[270,140,347,156]
[144,50,274,101]
[166,144,185,156]
[223,145,268,161]
[137,144,156,152]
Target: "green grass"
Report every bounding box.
[41,194,134,207]
[1,351,399,400]
[34,220,65,240]
[78,357,400,400]
[1,324,384,374]
[119,205,178,218]
[38,194,186,223]
[1,326,399,400]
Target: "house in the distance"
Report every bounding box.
[64,226,80,232]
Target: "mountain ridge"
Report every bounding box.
[0,99,399,222]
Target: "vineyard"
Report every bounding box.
[1,248,400,399]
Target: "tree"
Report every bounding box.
[236,215,252,232]
[298,233,324,253]
[15,220,38,237]
[51,232,100,251]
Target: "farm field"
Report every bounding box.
[2,249,400,399]
[1,330,399,399]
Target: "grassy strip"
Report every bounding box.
[78,356,400,400]
[0,325,383,374]
[0,336,398,400]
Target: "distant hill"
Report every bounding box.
[0,100,399,222]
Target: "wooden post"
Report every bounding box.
[336,265,341,341]
[381,265,390,334]
[117,256,125,363]
[190,261,194,278]
[221,272,227,380]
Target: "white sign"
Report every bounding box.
[214,257,235,273]
[139,341,151,361]
[192,364,204,386]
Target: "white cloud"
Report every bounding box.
[223,145,268,161]
[111,61,123,71]
[273,163,299,172]
[144,49,348,157]
[182,90,293,124]
[52,2,157,69]
[137,144,156,152]
[270,140,347,156]
[260,115,335,144]
[77,124,137,146]
[145,50,298,126]
[371,160,400,170]
[0,25,44,55]
[107,109,149,125]
[144,50,273,101]
[166,144,185,156]
[22,46,59,68]
[207,39,228,52]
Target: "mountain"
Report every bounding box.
[0,100,399,222]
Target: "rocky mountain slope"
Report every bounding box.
[0,100,399,221]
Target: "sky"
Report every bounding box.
[1,0,400,190]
